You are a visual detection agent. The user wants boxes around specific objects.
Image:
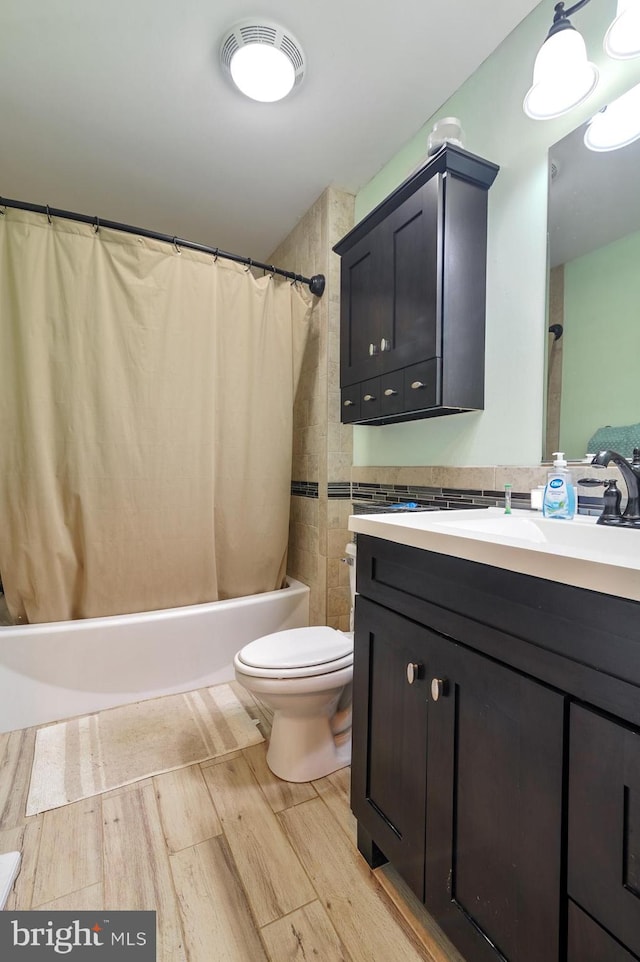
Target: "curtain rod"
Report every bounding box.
[0,197,326,297]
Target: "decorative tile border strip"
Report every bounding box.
[291,481,319,499]
[328,482,351,499]
[351,481,603,515]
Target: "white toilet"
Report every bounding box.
[234,542,356,782]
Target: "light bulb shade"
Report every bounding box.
[604,0,640,59]
[220,22,305,103]
[584,81,640,150]
[524,28,599,119]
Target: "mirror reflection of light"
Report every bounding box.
[604,0,640,59]
[230,44,296,102]
[584,82,640,151]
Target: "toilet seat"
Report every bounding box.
[235,626,353,679]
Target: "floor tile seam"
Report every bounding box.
[313,785,356,846]
[208,758,320,927]
[258,895,356,962]
[121,781,189,959]
[239,746,321,815]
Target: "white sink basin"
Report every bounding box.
[349,508,640,602]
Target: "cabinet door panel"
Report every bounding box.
[425,638,564,962]
[339,235,381,385]
[379,176,439,372]
[568,704,640,958]
[351,597,430,899]
[567,901,638,962]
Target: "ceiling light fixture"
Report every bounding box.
[220,22,305,103]
[584,81,640,150]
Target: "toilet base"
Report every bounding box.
[266,710,351,783]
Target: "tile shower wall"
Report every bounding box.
[269,188,355,630]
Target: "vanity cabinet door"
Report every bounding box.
[568,704,640,959]
[567,901,638,962]
[351,596,431,900]
[424,636,565,962]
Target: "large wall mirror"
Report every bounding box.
[544,113,640,462]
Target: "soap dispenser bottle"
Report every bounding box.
[543,452,576,519]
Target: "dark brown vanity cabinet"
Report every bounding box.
[352,533,640,962]
[334,146,498,425]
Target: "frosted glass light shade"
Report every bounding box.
[604,0,640,59]
[524,28,599,119]
[230,44,296,102]
[584,82,640,150]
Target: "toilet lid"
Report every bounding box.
[238,626,352,671]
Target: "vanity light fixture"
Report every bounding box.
[524,0,640,120]
[604,0,640,59]
[584,81,640,150]
[220,22,305,103]
[523,1,599,119]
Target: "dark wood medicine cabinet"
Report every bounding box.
[334,145,499,425]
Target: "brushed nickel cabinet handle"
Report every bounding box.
[380,337,391,352]
[368,343,379,356]
[407,662,422,685]
[384,388,398,397]
[411,380,426,390]
[363,394,376,402]
[431,677,449,701]
[343,399,354,407]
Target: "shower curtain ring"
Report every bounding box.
[212,248,219,263]
[0,198,5,215]
[244,258,253,273]
[172,237,181,254]
[46,205,52,225]
[93,216,100,234]
[269,265,276,279]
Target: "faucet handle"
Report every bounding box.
[577,477,606,486]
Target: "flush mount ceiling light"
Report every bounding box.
[584,81,640,150]
[220,22,305,103]
[523,1,599,119]
[604,0,640,59]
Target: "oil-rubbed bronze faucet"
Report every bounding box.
[590,449,640,528]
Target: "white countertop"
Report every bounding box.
[348,508,640,603]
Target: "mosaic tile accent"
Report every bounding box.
[291,481,319,499]
[328,482,351,499]
[351,481,604,515]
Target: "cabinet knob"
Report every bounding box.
[384,388,398,397]
[411,380,426,390]
[407,662,422,685]
[363,393,376,402]
[430,677,449,701]
[343,399,354,407]
[368,343,379,356]
[380,338,391,352]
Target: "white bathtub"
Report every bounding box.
[0,578,309,733]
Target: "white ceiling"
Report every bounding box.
[1,0,541,262]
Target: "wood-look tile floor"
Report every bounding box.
[0,682,464,962]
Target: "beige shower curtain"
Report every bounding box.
[0,209,312,624]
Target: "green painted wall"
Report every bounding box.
[352,0,640,466]
[560,229,640,459]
